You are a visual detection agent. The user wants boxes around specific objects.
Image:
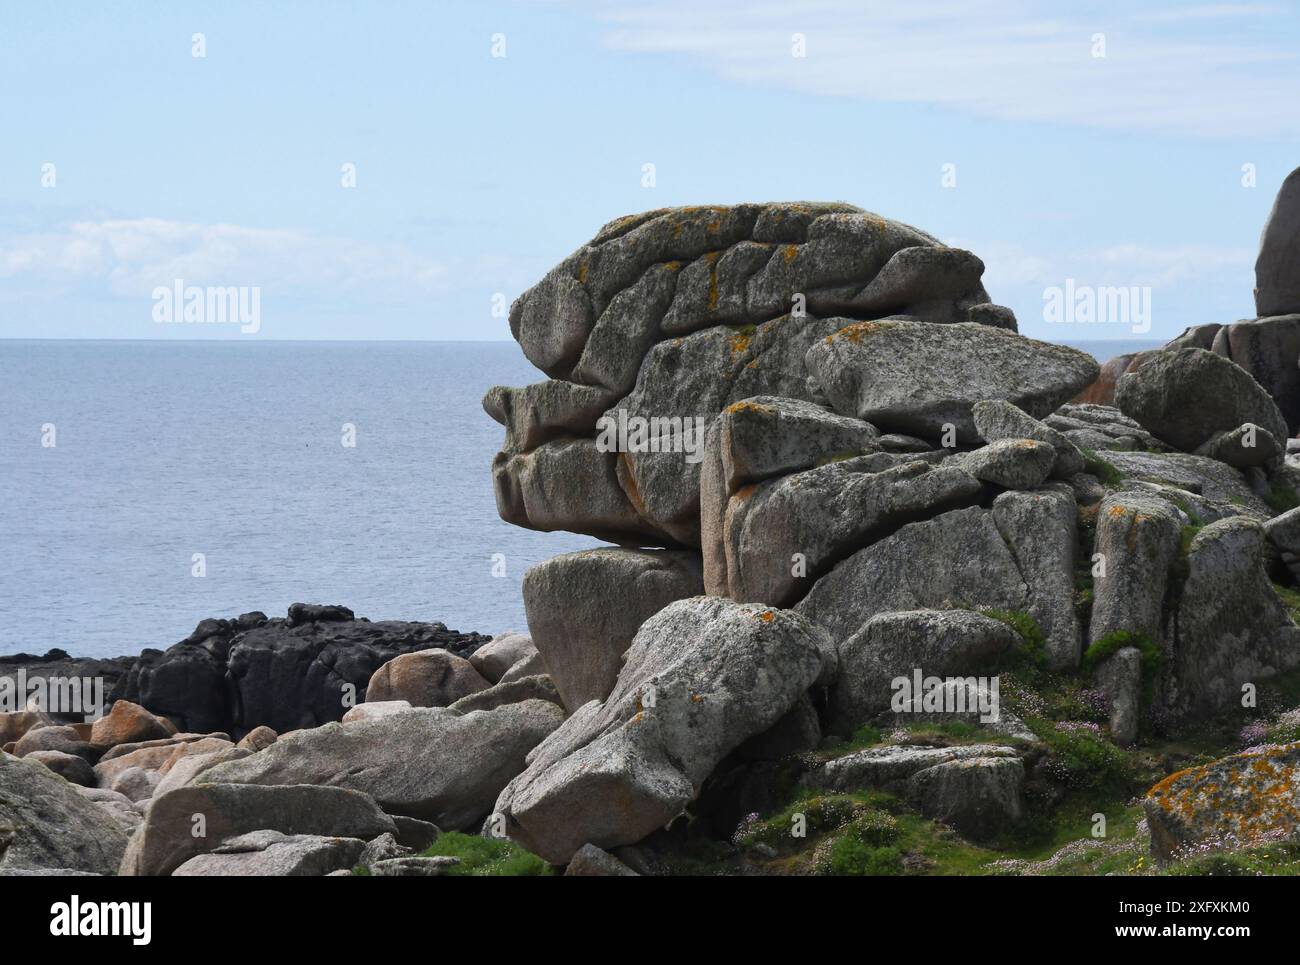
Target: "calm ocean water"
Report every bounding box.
[0,337,1157,659]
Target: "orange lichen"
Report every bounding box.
[725,400,772,416]
[781,244,798,265]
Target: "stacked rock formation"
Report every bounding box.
[479,197,1300,863]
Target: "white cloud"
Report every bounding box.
[0,218,455,302]
[587,0,1300,137]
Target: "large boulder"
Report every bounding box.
[959,439,1056,489]
[493,597,827,864]
[1166,518,1300,716]
[13,724,93,762]
[490,203,1010,547]
[364,650,490,708]
[972,399,1085,477]
[199,700,564,830]
[1255,167,1300,318]
[1210,315,1300,432]
[120,782,397,876]
[907,756,1025,839]
[468,632,536,684]
[1144,741,1300,862]
[795,507,1029,646]
[508,203,990,383]
[172,830,367,877]
[0,751,129,875]
[1114,348,1288,454]
[23,749,96,787]
[1088,492,1182,647]
[717,456,981,607]
[992,487,1081,669]
[1045,402,1165,452]
[699,396,881,595]
[522,549,703,713]
[90,700,171,749]
[806,742,1020,793]
[804,320,1098,443]
[828,609,1019,734]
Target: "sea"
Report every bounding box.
[0,337,1158,658]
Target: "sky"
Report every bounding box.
[1,0,1299,343]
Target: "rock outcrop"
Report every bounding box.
[493,597,827,864]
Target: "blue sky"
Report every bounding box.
[2,0,1298,342]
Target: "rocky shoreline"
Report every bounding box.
[5,183,1300,877]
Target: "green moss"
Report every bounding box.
[817,724,883,758]
[1179,523,1204,558]
[1264,480,1300,513]
[980,609,1048,674]
[1273,582,1300,625]
[1081,449,1123,487]
[1083,629,1163,677]
[420,832,554,876]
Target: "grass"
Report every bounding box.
[1081,448,1123,487]
[1264,480,1300,514]
[419,832,554,876]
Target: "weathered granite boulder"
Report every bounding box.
[120,783,396,876]
[523,548,703,713]
[1144,741,1300,862]
[805,320,1098,443]
[805,743,1020,793]
[1088,492,1183,646]
[364,650,490,708]
[716,456,980,607]
[490,203,1011,547]
[992,487,1081,669]
[13,724,93,762]
[959,438,1056,489]
[907,756,1025,839]
[1102,450,1273,517]
[1095,646,1142,746]
[23,749,96,787]
[828,610,1019,734]
[468,632,536,684]
[492,597,827,864]
[1114,348,1288,455]
[90,700,170,749]
[1193,423,1282,468]
[509,203,991,382]
[700,396,882,595]
[972,399,1085,477]
[1166,518,1300,716]
[172,830,367,877]
[795,507,1029,646]
[1044,402,1165,452]
[564,843,640,876]
[1255,167,1300,318]
[446,675,561,715]
[199,700,564,829]
[0,751,129,875]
